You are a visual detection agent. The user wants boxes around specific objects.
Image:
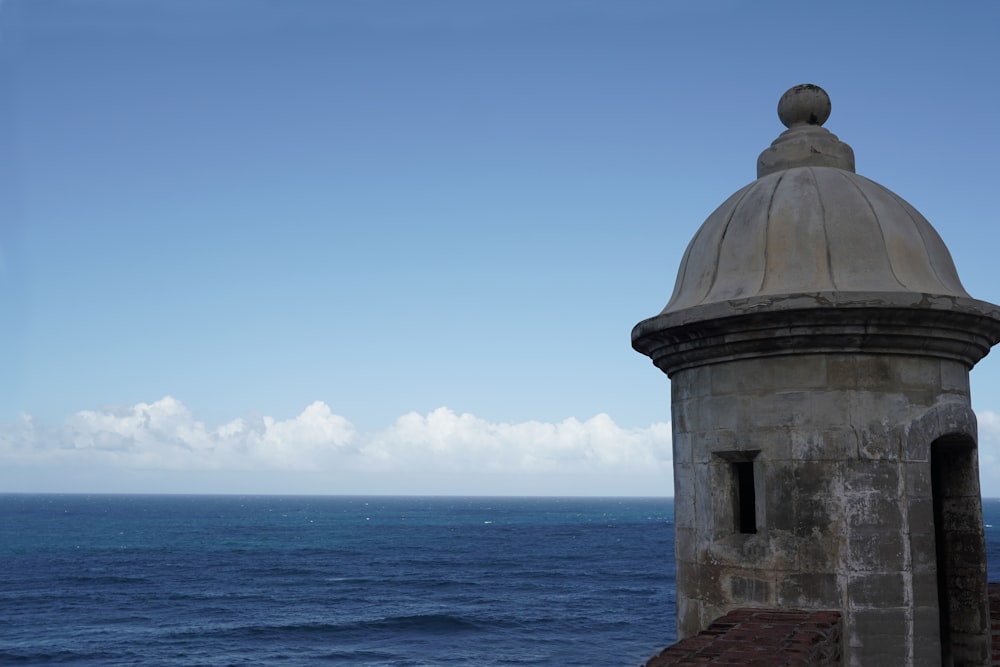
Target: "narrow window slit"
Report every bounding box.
[733,460,757,534]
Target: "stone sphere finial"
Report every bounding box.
[777,84,831,128]
[758,83,853,177]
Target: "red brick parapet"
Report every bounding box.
[989,582,1000,665]
[643,608,842,666]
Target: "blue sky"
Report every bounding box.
[3,0,1000,495]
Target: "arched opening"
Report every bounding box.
[931,435,989,666]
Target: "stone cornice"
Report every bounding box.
[632,292,1000,377]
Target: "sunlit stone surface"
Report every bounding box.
[634,84,1000,666]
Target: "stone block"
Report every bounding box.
[940,495,986,533]
[699,395,740,431]
[777,571,841,607]
[707,466,735,537]
[675,559,701,599]
[898,384,939,408]
[696,562,726,604]
[940,359,970,394]
[848,528,904,571]
[904,461,933,495]
[939,390,972,405]
[945,531,989,570]
[911,607,943,653]
[672,430,691,465]
[949,572,987,596]
[763,390,845,429]
[792,426,856,460]
[847,572,905,608]
[902,419,936,462]
[691,462,711,515]
[692,428,737,462]
[844,490,902,530]
[797,528,842,572]
[718,532,771,567]
[672,462,694,511]
[748,426,792,461]
[670,398,695,437]
[707,361,738,395]
[936,404,977,440]
[844,459,899,493]
[895,356,942,390]
[856,357,899,390]
[794,461,844,516]
[728,574,773,604]
[673,526,697,563]
[907,495,934,531]
[793,468,843,552]
[947,591,988,634]
[675,596,701,639]
[794,489,840,538]
[763,463,796,530]
[671,368,706,401]
[793,459,838,494]
[765,529,797,570]
[950,630,992,667]
[911,577,940,610]
[857,425,901,460]
[673,483,695,527]
[846,608,908,653]
[909,533,939,575]
[788,429,822,460]
[827,355,894,390]
[850,390,910,426]
[825,355,857,388]
[737,355,828,393]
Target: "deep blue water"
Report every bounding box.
[0,495,676,666]
[983,498,1000,582]
[6,495,1000,667]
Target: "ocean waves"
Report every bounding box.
[171,613,487,640]
[1,495,676,666]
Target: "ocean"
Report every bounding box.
[0,495,675,666]
[5,495,1000,667]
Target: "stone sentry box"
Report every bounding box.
[632,85,1000,666]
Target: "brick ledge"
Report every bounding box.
[643,608,842,666]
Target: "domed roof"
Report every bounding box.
[633,85,1000,376]
[660,84,970,315]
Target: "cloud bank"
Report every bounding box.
[975,410,1000,497]
[8,399,1000,496]
[0,397,672,495]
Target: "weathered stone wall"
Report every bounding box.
[670,351,987,665]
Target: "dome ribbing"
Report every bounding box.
[662,166,969,314]
[632,84,1000,375]
[661,84,967,315]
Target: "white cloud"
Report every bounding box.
[1,397,356,473]
[0,397,672,493]
[12,398,1000,497]
[361,407,672,474]
[977,410,1000,497]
